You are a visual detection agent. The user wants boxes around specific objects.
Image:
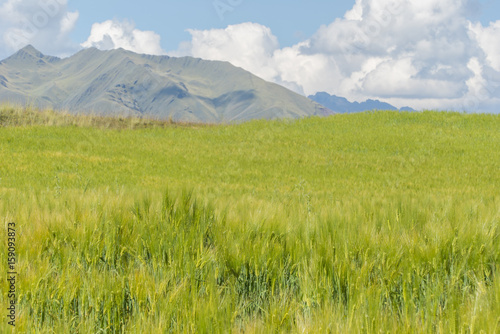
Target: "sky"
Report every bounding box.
[0,0,499,113]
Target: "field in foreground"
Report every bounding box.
[0,106,499,333]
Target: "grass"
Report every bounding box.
[0,105,499,333]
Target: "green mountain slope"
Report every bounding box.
[0,45,331,122]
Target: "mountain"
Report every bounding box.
[0,45,332,122]
[309,92,415,113]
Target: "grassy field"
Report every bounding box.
[0,105,499,333]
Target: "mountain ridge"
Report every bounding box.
[0,45,332,122]
[309,92,415,113]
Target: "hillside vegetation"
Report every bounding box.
[0,105,499,333]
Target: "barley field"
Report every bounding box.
[0,106,499,333]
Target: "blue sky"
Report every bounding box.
[0,0,499,112]
[68,1,356,50]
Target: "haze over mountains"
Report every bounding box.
[0,45,332,122]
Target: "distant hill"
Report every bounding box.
[309,92,415,113]
[0,45,332,122]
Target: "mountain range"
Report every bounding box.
[308,92,415,114]
[0,45,332,123]
[0,46,416,122]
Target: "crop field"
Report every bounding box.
[0,106,499,333]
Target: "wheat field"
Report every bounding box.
[0,105,499,333]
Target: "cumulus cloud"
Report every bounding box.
[178,0,500,113]
[303,0,480,105]
[181,23,280,82]
[81,19,166,55]
[469,20,500,72]
[0,0,79,58]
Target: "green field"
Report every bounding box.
[0,106,499,333]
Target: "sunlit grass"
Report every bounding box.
[0,105,499,333]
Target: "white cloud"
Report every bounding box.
[272,42,341,95]
[183,23,280,82]
[469,20,500,71]
[81,19,166,56]
[284,0,479,105]
[177,0,500,113]
[0,0,79,58]
[60,11,79,36]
